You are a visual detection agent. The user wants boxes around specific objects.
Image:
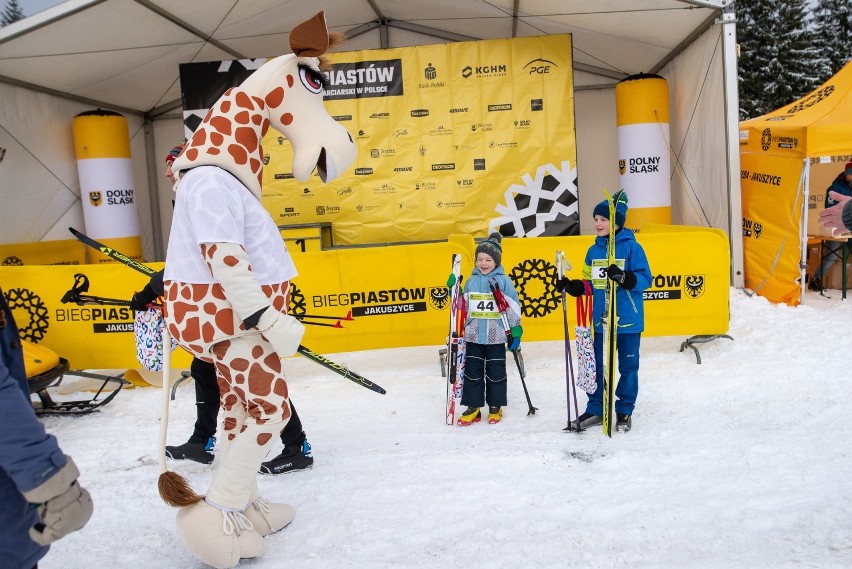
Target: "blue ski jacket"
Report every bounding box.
[0,290,69,569]
[581,228,653,334]
[463,265,521,345]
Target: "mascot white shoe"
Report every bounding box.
[156,11,356,568]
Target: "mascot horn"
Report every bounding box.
[158,11,355,569]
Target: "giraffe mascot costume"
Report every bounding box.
[159,12,355,568]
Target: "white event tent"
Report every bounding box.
[0,0,742,285]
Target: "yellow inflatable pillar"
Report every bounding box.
[72,110,143,261]
[615,73,671,230]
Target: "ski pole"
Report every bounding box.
[69,227,385,394]
[557,252,581,431]
[488,281,537,415]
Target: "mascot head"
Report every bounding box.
[171,11,356,198]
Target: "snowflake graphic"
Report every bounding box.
[490,161,579,237]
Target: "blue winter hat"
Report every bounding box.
[475,232,503,266]
[592,191,629,229]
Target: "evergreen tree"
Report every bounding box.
[812,0,852,75]
[1,0,24,27]
[772,0,831,106]
[736,0,832,119]
[737,0,778,119]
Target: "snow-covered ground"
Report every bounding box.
[37,288,852,568]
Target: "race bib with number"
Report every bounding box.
[591,258,625,288]
[467,292,499,319]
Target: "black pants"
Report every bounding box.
[460,342,508,408]
[188,357,305,450]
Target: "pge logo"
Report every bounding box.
[522,58,557,74]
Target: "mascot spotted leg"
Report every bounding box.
[157,11,356,569]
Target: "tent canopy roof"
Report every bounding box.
[739,60,852,158]
[0,0,729,117]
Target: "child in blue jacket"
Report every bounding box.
[457,232,523,426]
[557,193,652,432]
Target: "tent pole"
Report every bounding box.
[143,119,165,260]
[720,6,744,288]
[799,160,811,303]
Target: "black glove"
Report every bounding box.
[555,278,586,297]
[129,283,158,311]
[606,264,637,289]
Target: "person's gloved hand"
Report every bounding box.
[555,278,586,297]
[129,283,158,311]
[606,264,637,289]
[507,325,522,351]
[257,308,305,357]
[22,457,93,546]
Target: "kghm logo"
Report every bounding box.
[4,288,49,342]
[89,191,102,207]
[424,63,436,80]
[761,128,771,151]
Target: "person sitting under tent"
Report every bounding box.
[810,162,852,291]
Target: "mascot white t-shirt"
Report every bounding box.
[164,166,296,285]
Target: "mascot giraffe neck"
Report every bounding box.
[171,11,346,200]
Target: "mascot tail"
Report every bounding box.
[157,323,204,507]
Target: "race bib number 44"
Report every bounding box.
[468,292,499,319]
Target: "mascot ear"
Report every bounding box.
[289,11,330,57]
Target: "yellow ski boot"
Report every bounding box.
[487,406,503,424]
[457,406,481,426]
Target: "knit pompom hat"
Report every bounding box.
[592,191,629,229]
[475,232,503,266]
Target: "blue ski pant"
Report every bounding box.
[587,331,641,416]
[461,342,508,408]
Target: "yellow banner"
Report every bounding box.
[740,153,804,304]
[0,239,87,266]
[1,229,728,370]
[262,35,577,245]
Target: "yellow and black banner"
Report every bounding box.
[0,239,87,266]
[740,153,804,304]
[1,228,728,371]
[180,35,578,246]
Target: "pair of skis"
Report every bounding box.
[601,190,618,437]
[445,254,465,425]
[68,227,385,395]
